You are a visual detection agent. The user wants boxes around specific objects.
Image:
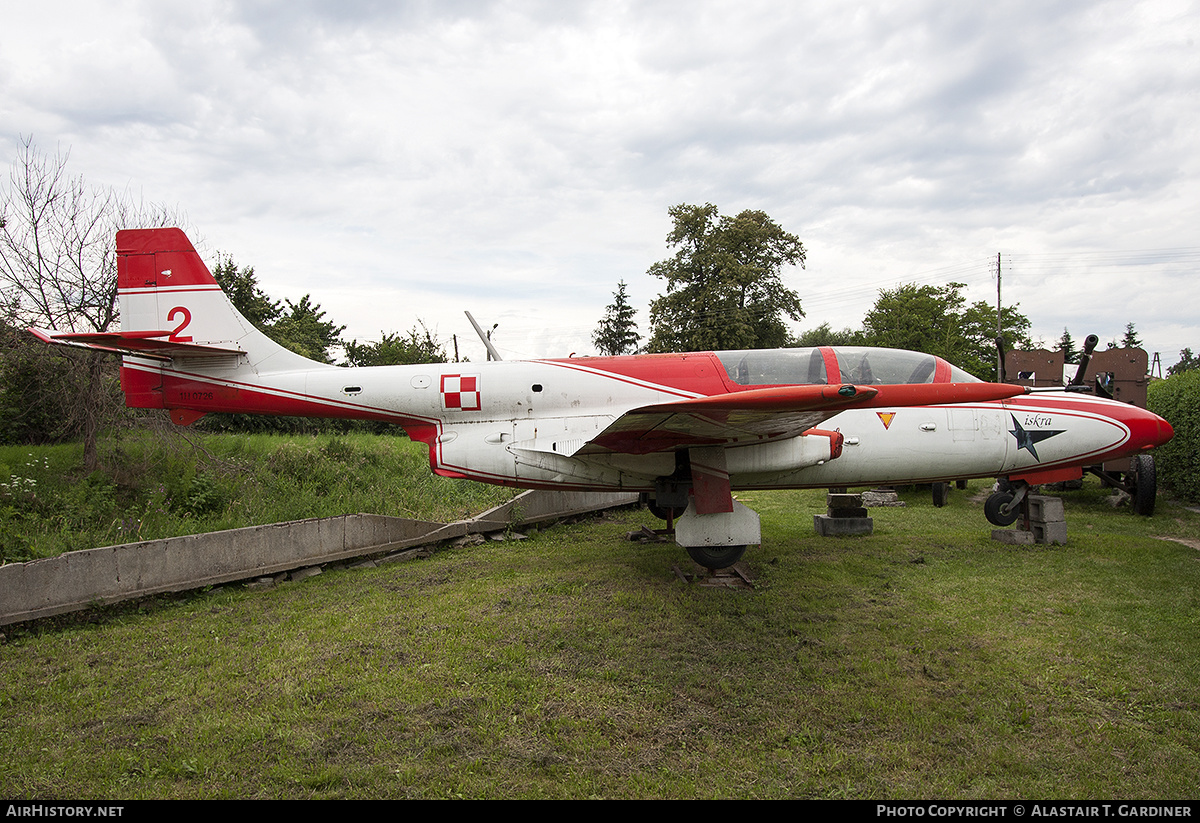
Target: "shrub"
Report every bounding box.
[1147,370,1200,503]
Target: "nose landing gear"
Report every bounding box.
[985,481,1030,527]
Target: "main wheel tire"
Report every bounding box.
[685,544,747,569]
[932,482,949,507]
[984,491,1019,527]
[1132,453,1157,516]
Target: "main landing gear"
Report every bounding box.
[646,499,752,570]
[683,544,748,569]
[647,494,759,570]
[646,502,747,567]
[647,447,760,570]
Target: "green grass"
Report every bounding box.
[0,430,515,562]
[2,472,1199,798]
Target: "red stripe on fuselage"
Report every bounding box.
[537,353,727,397]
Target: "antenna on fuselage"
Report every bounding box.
[465,311,503,361]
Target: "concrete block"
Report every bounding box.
[1,488,641,626]
[1028,495,1066,523]
[1032,521,1068,545]
[814,514,874,536]
[826,493,863,508]
[992,529,1036,545]
[862,490,905,507]
[828,506,869,519]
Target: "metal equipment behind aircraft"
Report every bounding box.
[31,229,1175,568]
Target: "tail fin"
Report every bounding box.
[34,228,418,427]
[116,228,313,372]
[110,228,323,418]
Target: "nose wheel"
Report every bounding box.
[985,481,1029,527]
[1130,454,1157,516]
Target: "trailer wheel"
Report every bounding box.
[932,482,949,507]
[1132,454,1157,516]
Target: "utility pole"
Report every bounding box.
[996,252,1002,381]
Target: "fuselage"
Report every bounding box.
[124,345,1172,494]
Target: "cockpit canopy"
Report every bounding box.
[716,347,980,387]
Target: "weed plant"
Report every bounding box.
[0,430,514,563]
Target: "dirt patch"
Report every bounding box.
[1154,536,1200,551]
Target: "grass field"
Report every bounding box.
[2,460,1198,799]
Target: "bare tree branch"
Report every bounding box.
[0,136,183,333]
[0,137,187,468]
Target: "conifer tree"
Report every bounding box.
[593,280,641,356]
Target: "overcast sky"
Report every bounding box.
[2,0,1198,368]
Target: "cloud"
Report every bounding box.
[1,0,1197,363]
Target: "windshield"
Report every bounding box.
[715,347,980,386]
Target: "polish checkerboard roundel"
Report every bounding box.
[441,374,481,411]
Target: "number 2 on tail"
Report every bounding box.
[168,307,193,342]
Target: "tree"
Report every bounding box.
[345,322,447,367]
[858,282,1032,380]
[790,323,862,347]
[1121,322,1143,349]
[212,255,281,329]
[1168,348,1200,376]
[267,295,346,364]
[1057,328,1080,363]
[960,300,1033,380]
[860,283,968,361]
[592,281,641,356]
[646,204,805,352]
[0,319,88,445]
[0,138,179,466]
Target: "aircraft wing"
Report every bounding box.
[29,328,242,362]
[576,381,1026,456]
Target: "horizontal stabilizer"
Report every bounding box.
[29,328,243,361]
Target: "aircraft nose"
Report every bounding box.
[1130,407,1174,451]
[1155,415,1175,448]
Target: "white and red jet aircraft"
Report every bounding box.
[32,229,1175,568]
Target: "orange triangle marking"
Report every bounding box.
[877,412,896,430]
